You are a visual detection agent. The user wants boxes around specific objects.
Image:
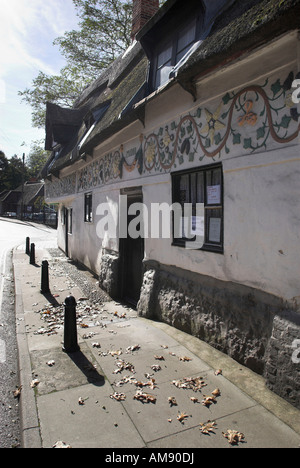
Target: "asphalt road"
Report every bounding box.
[0,217,57,448]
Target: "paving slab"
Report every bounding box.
[37,383,145,448]
[148,405,300,449]
[13,246,300,449]
[30,343,105,396]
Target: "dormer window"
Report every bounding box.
[137,1,208,94]
[151,15,201,90]
[78,101,111,152]
[176,20,197,62]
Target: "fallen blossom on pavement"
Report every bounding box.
[223,429,245,445]
[30,379,40,388]
[110,392,126,401]
[154,355,165,361]
[172,376,207,392]
[199,421,217,435]
[177,412,189,424]
[53,441,72,448]
[13,386,22,399]
[133,390,157,404]
[201,395,217,407]
[168,396,178,407]
[151,364,161,372]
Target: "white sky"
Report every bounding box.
[0,0,79,158]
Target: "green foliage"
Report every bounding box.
[19,0,167,129]
[26,140,51,178]
[55,0,133,75]
[18,67,91,129]
[0,153,30,192]
[19,0,134,129]
[0,141,49,193]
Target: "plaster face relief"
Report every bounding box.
[292,79,300,104]
[96,195,205,250]
[45,70,299,202]
[292,339,300,364]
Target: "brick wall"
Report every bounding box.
[131,0,159,40]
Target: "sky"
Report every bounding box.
[0,0,80,159]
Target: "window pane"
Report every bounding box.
[157,43,172,68]
[176,22,196,62]
[176,45,192,63]
[85,194,92,222]
[178,23,196,52]
[179,174,190,205]
[191,173,197,206]
[212,167,222,185]
[68,209,73,234]
[206,208,222,244]
[206,167,222,205]
[155,63,172,88]
[197,172,205,203]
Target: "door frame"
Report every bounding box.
[64,207,69,257]
[119,187,144,306]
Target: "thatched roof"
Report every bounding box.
[0,183,44,206]
[43,0,300,177]
[177,0,300,86]
[44,41,148,175]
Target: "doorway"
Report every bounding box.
[64,207,69,257]
[119,188,144,307]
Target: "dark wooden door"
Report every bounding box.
[120,190,144,306]
[64,208,69,257]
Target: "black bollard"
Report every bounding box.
[30,243,35,265]
[63,296,80,353]
[41,260,50,294]
[26,237,30,255]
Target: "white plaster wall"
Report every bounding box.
[47,32,300,303]
[141,144,300,302]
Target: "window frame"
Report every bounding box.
[84,192,93,223]
[151,14,202,91]
[171,163,224,253]
[68,208,73,234]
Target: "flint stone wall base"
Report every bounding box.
[99,252,120,299]
[137,260,300,409]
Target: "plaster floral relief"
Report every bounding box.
[143,70,299,173]
[45,173,76,200]
[67,71,299,197]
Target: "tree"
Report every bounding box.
[19,0,133,129]
[26,140,51,178]
[55,0,133,76]
[18,67,92,129]
[0,155,30,192]
[0,151,9,193]
[0,151,8,173]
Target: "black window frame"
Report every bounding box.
[68,208,73,234]
[171,163,224,253]
[84,192,93,223]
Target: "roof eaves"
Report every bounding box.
[79,55,149,155]
[177,0,300,84]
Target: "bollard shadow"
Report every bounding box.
[66,349,105,387]
[42,292,60,308]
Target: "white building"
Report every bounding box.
[42,0,300,408]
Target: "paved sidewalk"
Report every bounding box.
[13,244,300,449]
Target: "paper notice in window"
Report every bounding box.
[209,218,221,243]
[207,185,221,205]
[180,217,190,239]
[191,216,204,237]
